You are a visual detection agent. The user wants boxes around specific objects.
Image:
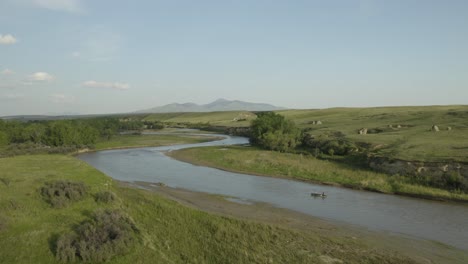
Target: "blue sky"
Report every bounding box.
[1,0,467,115]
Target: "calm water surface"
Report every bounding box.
[78,133,468,250]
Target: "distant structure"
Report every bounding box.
[358,128,368,135]
[431,125,439,132]
[309,120,322,125]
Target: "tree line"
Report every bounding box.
[0,118,120,147]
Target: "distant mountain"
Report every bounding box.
[137,99,285,113]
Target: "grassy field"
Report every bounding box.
[279,105,468,162]
[143,111,255,127]
[0,154,425,263]
[143,105,468,162]
[94,133,220,151]
[169,146,468,202]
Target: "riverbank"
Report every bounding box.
[93,133,222,151]
[167,146,468,202]
[0,154,439,263]
[124,181,468,264]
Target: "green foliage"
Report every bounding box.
[302,131,359,156]
[0,131,9,146]
[142,120,164,129]
[94,191,117,203]
[250,112,301,152]
[40,181,88,208]
[119,119,145,131]
[410,172,468,192]
[55,209,139,263]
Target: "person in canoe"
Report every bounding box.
[311,192,327,198]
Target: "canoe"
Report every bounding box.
[310,192,327,198]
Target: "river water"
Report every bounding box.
[77,134,468,250]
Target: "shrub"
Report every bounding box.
[250,112,301,152]
[55,209,139,263]
[302,132,358,156]
[40,181,88,208]
[94,191,117,203]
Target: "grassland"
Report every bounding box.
[279,105,468,162]
[143,111,255,127]
[94,133,220,151]
[169,146,468,202]
[144,105,468,162]
[0,154,430,263]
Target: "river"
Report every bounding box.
[77,133,468,250]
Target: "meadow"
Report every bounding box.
[0,154,421,263]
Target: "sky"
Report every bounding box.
[1,0,468,116]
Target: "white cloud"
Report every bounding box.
[0,34,17,45]
[33,0,83,13]
[1,69,15,75]
[82,80,130,90]
[49,93,75,103]
[29,72,55,82]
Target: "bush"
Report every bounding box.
[94,191,117,203]
[55,209,139,263]
[40,181,88,208]
[302,132,358,156]
[250,112,301,152]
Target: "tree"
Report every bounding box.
[250,112,301,152]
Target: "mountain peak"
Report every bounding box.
[136,99,285,113]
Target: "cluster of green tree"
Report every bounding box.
[250,113,360,156]
[302,131,359,156]
[118,119,144,131]
[142,120,164,130]
[0,118,120,148]
[250,112,302,152]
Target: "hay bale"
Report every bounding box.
[431,125,439,132]
[358,128,368,135]
[447,126,452,131]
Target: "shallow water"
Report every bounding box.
[78,134,468,250]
